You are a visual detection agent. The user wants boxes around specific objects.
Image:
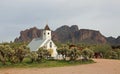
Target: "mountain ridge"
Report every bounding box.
[14,25,120,45]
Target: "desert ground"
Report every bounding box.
[0,59,120,74]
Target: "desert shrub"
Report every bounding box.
[57,45,81,61]
[37,47,51,62]
[57,44,69,60]
[69,47,81,61]
[115,49,120,59]
[81,48,94,60]
[105,50,118,59]
[91,44,111,58]
[0,45,14,65]
[14,45,30,63]
[28,51,38,63]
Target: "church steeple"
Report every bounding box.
[43,24,51,39]
[44,24,50,30]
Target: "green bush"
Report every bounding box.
[37,47,51,62]
[115,49,120,59]
[69,47,81,61]
[91,44,111,58]
[81,48,94,60]
[105,50,118,59]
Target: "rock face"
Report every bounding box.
[52,25,106,44]
[106,36,120,45]
[15,27,43,42]
[73,29,106,43]
[52,25,78,43]
[14,25,119,45]
[116,36,120,44]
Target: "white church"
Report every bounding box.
[28,25,58,58]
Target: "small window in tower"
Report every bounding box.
[50,42,52,48]
[44,33,45,35]
[48,32,49,35]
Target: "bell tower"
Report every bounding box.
[43,24,51,39]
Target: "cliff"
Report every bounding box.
[14,25,120,45]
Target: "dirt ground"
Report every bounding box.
[0,59,120,74]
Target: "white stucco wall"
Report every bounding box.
[46,40,58,58]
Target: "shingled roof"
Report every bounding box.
[44,24,50,30]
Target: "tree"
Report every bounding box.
[115,49,120,59]
[0,45,13,65]
[4,45,15,64]
[29,51,38,63]
[81,48,94,61]
[57,45,70,61]
[69,47,81,61]
[37,47,50,62]
[0,45,15,65]
[14,45,30,63]
[91,44,111,58]
[57,45,81,61]
[0,45,6,65]
[57,47,62,59]
[105,50,118,59]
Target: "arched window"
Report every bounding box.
[50,42,52,48]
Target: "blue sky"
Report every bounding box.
[0,0,120,42]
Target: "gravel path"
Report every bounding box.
[0,59,120,74]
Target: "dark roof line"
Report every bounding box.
[44,24,50,30]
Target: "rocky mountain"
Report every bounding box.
[52,25,106,44]
[15,27,43,42]
[14,25,120,45]
[106,36,120,45]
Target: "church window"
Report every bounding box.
[50,42,52,48]
[48,32,49,35]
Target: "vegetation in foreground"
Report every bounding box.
[0,42,120,68]
[0,58,94,68]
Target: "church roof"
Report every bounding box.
[28,37,53,51]
[28,38,46,51]
[44,24,50,30]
